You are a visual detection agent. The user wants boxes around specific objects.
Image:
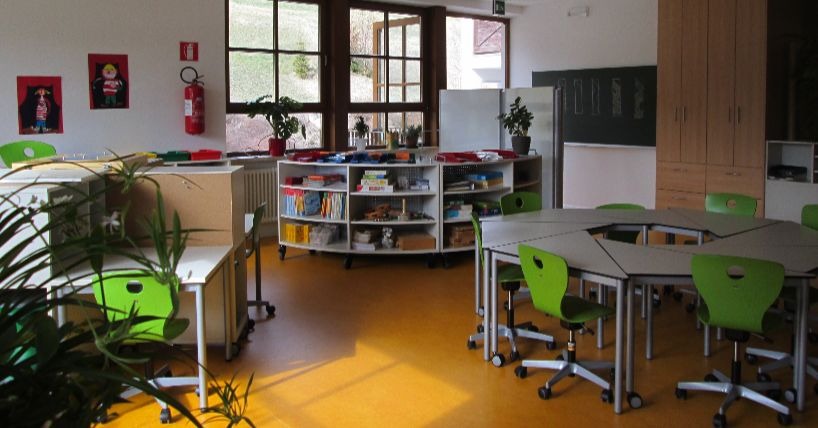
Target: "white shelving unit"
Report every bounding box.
[765,140,818,222]
[276,156,541,268]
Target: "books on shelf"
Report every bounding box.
[358,169,394,192]
[320,192,345,220]
[283,188,345,220]
[356,184,394,192]
[445,180,474,192]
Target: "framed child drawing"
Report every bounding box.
[88,53,129,109]
[17,76,63,135]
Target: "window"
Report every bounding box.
[227,0,324,151]
[349,5,424,148]
[446,15,507,90]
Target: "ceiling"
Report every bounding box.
[381,0,544,16]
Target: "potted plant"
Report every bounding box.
[404,124,422,149]
[246,95,306,157]
[498,96,534,155]
[386,129,401,151]
[352,116,369,151]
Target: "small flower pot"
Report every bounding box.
[269,138,286,157]
[405,136,419,149]
[354,137,367,151]
[511,136,531,155]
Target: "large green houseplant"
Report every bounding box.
[498,96,534,155]
[246,95,306,156]
[0,161,254,427]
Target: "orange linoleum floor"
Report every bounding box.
[103,239,817,427]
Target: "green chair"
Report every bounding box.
[675,255,791,427]
[513,245,617,403]
[705,192,758,216]
[93,271,194,424]
[744,204,818,402]
[0,140,56,168]
[246,202,275,327]
[500,191,542,216]
[466,213,555,367]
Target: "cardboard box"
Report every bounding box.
[448,225,475,247]
[397,233,436,251]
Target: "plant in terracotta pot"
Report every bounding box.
[352,115,370,151]
[246,95,306,156]
[497,96,534,155]
[404,124,422,148]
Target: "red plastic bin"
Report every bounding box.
[189,149,223,161]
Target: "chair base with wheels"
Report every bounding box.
[676,332,792,427]
[245,203,275,331]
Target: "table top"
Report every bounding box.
[481,221,608,249]
[710,221,818,247]
[0,168,101,184]
[670,208,779,238]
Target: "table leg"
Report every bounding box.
[614,279,625,414]
[490,251,499,358]
[626,279,635,394]
[483,248,491,361]
[795,279,808,412]
[704,323,711,357]
[224,258,233,361]
[646,283,653,360]
[195,285,208,410]
[597,282,604,349]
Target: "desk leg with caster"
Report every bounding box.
[195,285,208,410]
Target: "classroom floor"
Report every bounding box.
[105,238,817,427]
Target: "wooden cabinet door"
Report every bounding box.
[656,0,683,162]
[680,0,708,164]
[733,0,767,168]
[706,0,736,166]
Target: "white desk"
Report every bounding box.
[52,245,234,410]
[479,209,817,413]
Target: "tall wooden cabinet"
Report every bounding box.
[656,0,769,215]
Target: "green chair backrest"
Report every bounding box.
[801,204,818,231]
[691,254,784,334]
[705,193,757,217]
[470,212,484,266]
[92,271,178,342]
[500,191,542,215]
[596,203,645,243]
[0,140,57,168]
[250,202,267,248]
[518,244,569,319]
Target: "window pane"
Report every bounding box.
[229,0,274,49]
[406,85,421,103]
[226,113,322,152]
[350,9,385,56]
[446,16,506,90]
[279,1,320,52]
[389,60,403,84]
[390,13,420,58]
[279,53,320,102]
[229,52,276,103]
[388,85,403,103]
[389,24,403,57]
[406,60,421,83]
[351,58,384,103]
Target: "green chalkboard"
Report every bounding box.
[532,66,656,147]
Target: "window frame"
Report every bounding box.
[226,0,329,150]
[445,11,510,90]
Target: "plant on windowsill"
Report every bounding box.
[352,116,369,152]
[404,125,422,149]
[497,96,534,155]
[0,159,255,427]
[246,95,306,157]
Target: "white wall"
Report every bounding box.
[510,0,658,208]
[0,0,226,155]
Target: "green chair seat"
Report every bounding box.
[561,295,615,324]
[497,264,525,283]
[697,301,783,335]
[0,140,57,167]
[705,193,757,217]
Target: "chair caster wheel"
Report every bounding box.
[713,413,727,428]
[266,304,276,316]
[491,353,505,367]
[467,340,477,350]
[509,351,520,362]
[538,386,552,400]
[600,389,613,403]
[704,373,718,382]
[685,302,696,313]
[545,340,556,350]
[477,306,485,317]
[766,389,782,401]
[278,245,286,260]
[476,324,484,333]
[745,353,758,364]
[627,392,643,409]
[160,408,171,424]
[675,387,687,400]
[784,388,796,404]
[777,412,792,426]
[672,291,683,302]
[247,318,256,331]
[757,372,771,383]
[514,366,528,379]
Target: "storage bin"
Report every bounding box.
[190,149,223,161]
[158,151,190,162]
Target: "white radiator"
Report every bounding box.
[244,167,277,224]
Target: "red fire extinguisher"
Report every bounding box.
[181,66,205,135]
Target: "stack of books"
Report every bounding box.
[303,174,343,188]
[444,180,474,192]
[282,189,321,217]
[443,200,473,220]
[320,193,345,220]
[356,169,394,192]
[465,171,503,189]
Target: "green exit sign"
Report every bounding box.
[493,0,505,16]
